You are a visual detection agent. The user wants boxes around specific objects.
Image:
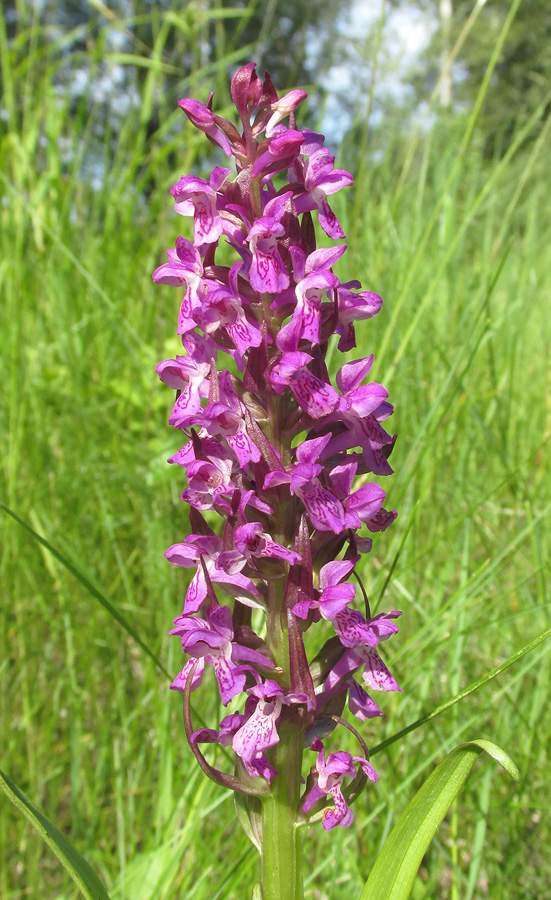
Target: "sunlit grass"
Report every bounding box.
[1,3,550,899]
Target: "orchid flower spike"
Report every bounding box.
[154,62,401,900]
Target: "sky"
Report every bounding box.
[315,0,438,140]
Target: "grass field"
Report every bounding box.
[1,4,550,899]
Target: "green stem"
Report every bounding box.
[247,160,304,900]
[261,720,304,900]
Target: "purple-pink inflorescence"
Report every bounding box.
[154,63,401,830]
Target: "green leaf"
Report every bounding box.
[359,740,519,900]
[234,792,263,853]
[0,768,111,900]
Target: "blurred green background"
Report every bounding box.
[1,1,550,898]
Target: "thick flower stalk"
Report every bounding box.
[154,63,401,900]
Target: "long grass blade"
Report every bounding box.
[371,625,551,755]
[0,501,171,680]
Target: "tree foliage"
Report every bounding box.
[421,0,551,145]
